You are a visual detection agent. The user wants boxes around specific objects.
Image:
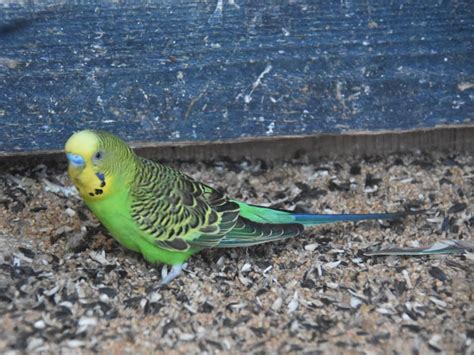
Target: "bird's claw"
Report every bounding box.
[159,263,187,286]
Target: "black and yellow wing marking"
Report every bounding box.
[130,159,305,252]
[130,159,240,252]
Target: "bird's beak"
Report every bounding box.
[66,153,85,168]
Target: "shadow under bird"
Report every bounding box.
[64,130,466,285]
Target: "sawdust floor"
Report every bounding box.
[0,151,473,354]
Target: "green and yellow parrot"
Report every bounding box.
[64,130,440,285]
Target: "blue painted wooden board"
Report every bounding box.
[0,1,473,154]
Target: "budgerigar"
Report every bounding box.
[64,130,410,285]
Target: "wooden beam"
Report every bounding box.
[1,126,472,166]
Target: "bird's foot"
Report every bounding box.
[159,263,187,286]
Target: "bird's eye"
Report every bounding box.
[94,151,103,160]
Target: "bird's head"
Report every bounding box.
[65,130,134,200]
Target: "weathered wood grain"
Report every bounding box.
[0,1,473,155]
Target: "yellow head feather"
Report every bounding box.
[65,130,121,202]
[65,130,100,162]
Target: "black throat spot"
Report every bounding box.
[89,188,104,197]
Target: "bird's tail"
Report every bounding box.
[218,201,421,249]
[291,212,403,225]
[235,201,408,226]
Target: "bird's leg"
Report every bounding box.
[159,263,187,286]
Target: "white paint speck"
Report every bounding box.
[266,121,275,135]
[208,0,223,25]
[244,64,272,103]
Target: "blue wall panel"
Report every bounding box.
[0,1,473,153]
